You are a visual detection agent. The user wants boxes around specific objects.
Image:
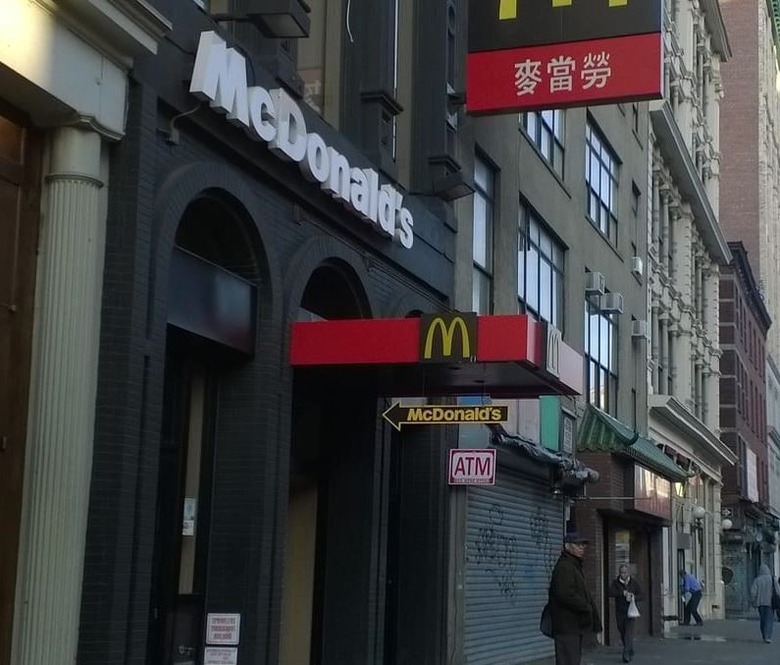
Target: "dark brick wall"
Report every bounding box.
[78,3,457,664]
[719,259,769,508]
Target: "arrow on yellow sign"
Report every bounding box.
[382,402,509,431]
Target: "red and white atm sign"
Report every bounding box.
[448,449,496,486]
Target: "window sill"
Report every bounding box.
[585,216,623,261]
[519,130,571,199]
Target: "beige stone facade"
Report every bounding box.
[757,3,780,361]
[647,0,736,628]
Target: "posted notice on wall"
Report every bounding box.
[206,613,240,645]
[182,497,197,536]
[204,647,238,665]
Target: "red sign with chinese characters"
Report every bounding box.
[467,33,662,115]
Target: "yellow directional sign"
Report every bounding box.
[382,402,509,431]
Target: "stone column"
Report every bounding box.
[660,315,669,394]
[651,172,661,256]
[673,206,694,304]
[650,305,659,393]
[13,126,105,665]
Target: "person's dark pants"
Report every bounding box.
[616,614,636,659]
[554,634,582,665]
[758,606,774,641]
[682,590,703,625]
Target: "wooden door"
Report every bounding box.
[0,109,41,665]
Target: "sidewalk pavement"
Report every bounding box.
[583,619,780,665]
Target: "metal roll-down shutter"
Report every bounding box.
[464,468,564,664]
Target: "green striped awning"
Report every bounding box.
[577,404,689,482]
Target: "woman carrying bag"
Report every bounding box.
[609,565,644,663]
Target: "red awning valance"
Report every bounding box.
[290,314,582,398]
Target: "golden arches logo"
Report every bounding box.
[422,317,472,360]
[499,0,628,20]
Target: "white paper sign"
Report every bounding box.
[206,613,241,645]
[182,497,197,536]
[746,449,759,503]
[204,647,238,665]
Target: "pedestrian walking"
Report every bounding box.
[609,565,643,663]
[548,533,602,665]
[750,564,780,643]
[679,569,704,626]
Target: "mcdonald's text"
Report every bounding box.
[382,402,508,431]
[189,32,414,248]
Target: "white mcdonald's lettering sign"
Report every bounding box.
[189,31,414,249]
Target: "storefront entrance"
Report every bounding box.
[150,350,216,665]
[281,264,378,665]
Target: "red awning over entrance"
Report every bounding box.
[290,314,583,398]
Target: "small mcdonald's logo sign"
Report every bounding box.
[419,312,478,363]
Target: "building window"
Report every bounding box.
[518,202,564,328]
[585,121,619,242]
[298,0,329,116]
[521,110,565,176]
[473,156,495,314]
[585,295,618,414]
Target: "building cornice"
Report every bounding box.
[37,0,171,68]
[701,0,732,60]
[726,242,773,332]
[649,102,732,265]
[649,394,738,466]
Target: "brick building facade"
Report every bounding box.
[719,241,776,617]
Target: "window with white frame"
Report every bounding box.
[521,110,565,176]
[518,202,564,328]
[584,294,618,414]
[585,121,619,242]
[473,156,495,314]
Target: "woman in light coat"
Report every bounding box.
[750,564,780,643]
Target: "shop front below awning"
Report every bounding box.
[290,313,582,398]
[577,404,690,483]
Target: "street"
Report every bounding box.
[585,620,780,665]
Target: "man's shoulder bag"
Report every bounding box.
[540,602,553,638]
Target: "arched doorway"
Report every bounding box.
[281,261,377,665]
[149,193,260,665]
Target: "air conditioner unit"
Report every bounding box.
[631,256,644,278]
[585,271,606,296]
[601,293,624,314]
[631,319,650,340]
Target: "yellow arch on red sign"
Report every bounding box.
[499,0,629,21]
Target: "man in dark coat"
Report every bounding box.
[609,565,643,662]
[549,533,602,665]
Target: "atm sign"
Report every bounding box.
[448,449,496,486]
